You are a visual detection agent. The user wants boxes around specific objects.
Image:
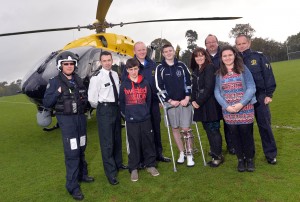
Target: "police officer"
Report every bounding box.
[235,34,277,165]
[43,51,94,200]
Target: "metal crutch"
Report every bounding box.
[158,95,177,172]
[192,112,207,166]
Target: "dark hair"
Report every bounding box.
[126,58,140,69]
[218,45,244,76]
[190,47,212,72]
[100,51,112,60]
[161,43,174,53]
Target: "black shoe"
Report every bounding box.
[208,155,224,167]
[237,159,246,172]
[71,189,84,200]
[108,177,119,185]
[246,158,255,172]
[118,164,129,170]
[79,175,94,183]
[157,156,171,162]
[228,148,236,155]
[267,157,277,165]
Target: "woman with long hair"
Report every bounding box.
[214,46,257,172]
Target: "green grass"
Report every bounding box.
[1,59,300,201]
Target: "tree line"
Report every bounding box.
[0,80,22,97]
[149,23,300,65]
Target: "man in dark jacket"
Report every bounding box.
[235,34,277,165]
[43,51,94,201]
[121,41,170,163]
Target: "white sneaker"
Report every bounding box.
[187,155,195,167]
[177,152,185,164]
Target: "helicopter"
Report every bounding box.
[0,0,241,130]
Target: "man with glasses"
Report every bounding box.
[43,51,94,200]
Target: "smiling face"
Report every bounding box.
[162,46,175,61]
[61,62,75,75]
[134,42,147,61]
[205,35,218,55]
[221,49,235,69]
[194,53,206,66]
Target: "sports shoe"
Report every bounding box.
[187,155,195,167]
[177,152,185,164]
[146,167,160,177]
[237,159,246,172]
[131,169,138,182]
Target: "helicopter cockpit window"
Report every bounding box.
[91,52,101,72]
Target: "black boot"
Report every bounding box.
[237,159,246,172]
[246,158,255,172]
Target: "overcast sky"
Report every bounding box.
[0,0,298,82]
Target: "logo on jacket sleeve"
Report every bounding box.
[251,59,257,66]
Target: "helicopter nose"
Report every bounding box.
[22,71,48,104]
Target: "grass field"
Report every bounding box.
[1,59,300,202]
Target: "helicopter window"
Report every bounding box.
[99,36,108,48]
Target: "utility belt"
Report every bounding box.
[98,102,118,107]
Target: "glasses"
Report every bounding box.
[62,62,75,66]
[205,41,217,45]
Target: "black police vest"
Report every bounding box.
[54,73,88,115]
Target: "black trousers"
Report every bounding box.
[255,93,277,159]
[223,121,234,149]
[150,102,164,159]
[227,123,255,159]
[127,119,156,172]
[202,121,222,158]
[57,114,88,194]
[96,104,123,180]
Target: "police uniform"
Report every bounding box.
[43,72,90,195]
[88,68,123,183]
[240,49,277,161]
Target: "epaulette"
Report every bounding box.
[91,69,101,77]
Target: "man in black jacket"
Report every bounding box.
[43,51,94,200]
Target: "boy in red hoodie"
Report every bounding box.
[119,58,159,182]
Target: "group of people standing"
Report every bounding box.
[43,33,278,200]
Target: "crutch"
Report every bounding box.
[124,121,130,155]
[191,109,207,166]
[158,95,177,172]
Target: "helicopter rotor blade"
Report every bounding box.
[109,17,242,28]
[96,0,113,25]
[0,25,94,37]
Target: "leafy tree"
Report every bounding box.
[218,40,230,49]
[286,32,300,53]
[229,23,256,39]
[185,30,198,51]
[180,50,192,68]
[251,37,286,62]
[150,38,171,62]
